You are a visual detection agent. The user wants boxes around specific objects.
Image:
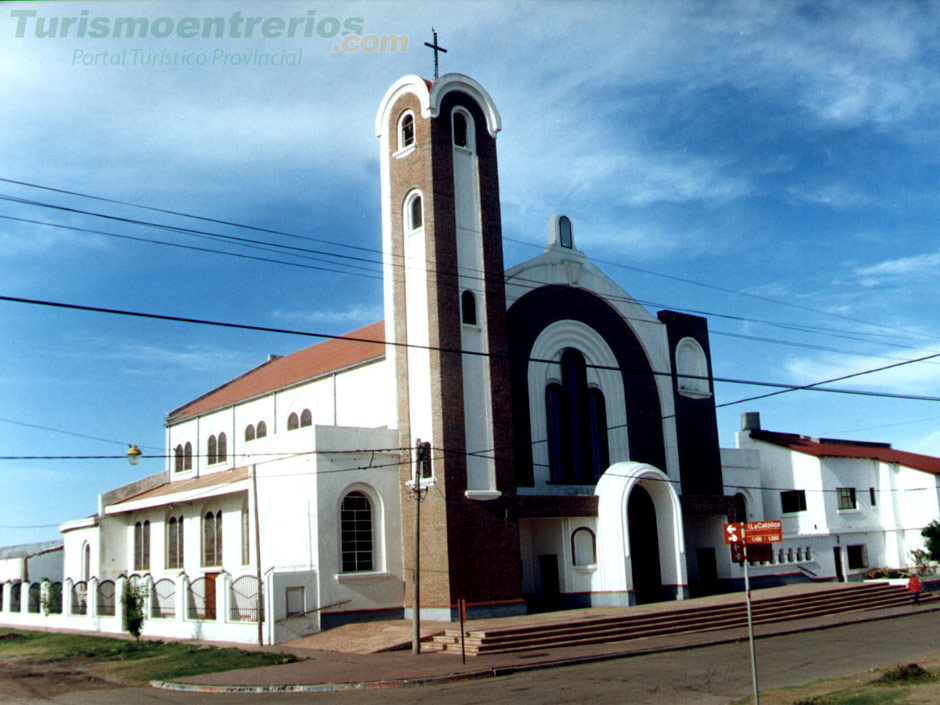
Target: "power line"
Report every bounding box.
[3,293,940,407]
[0,416,159,451]
[5,179,940,357]
[5,175,934,350]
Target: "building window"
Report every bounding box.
[675,337,710,397]
[461,290,477,325]
[256,421,267,439]
[340,491,374,573]
[408,196,424,230]
[202,510,222,566]
[286,586,305,617]
[780,489,807,513]
[559,215,573,248]
[869,487,877,506]
[82,543,91,582]
[208,435,217,465]
[837,487,857,510]
[241,504,250,565]
[133,520,150,572]
[287,412,299,431]
[571,527,596,566]
[586,388,609,479]
[217,432,227,463]
[300,409,312,427]
[166,516,184,569]
[453,110,468,148]
[399,111,414,150]
[847,544,868,570]
[245,424,255,442]
[184,442,193,470]
[174,445,184,473]
[545,349,608,484]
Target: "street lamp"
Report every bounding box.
[127,445,142,466]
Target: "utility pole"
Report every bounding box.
[411,440,426,654]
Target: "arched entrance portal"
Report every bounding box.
[628,485,663,604]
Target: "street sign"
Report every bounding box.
[723,522,742,545]
[744,520,782,544]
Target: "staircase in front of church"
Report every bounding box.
[425,583,930,656]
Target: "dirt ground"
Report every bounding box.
[0,659,127,701]
[755,652,940,704]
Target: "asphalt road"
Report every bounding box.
[9,610,940,705]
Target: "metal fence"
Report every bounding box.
[229,575,263,622]
[96,580,116,616]
[151,578,176,618]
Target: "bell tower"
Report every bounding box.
[375,74,524,619]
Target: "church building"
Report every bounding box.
[10,71,911,645]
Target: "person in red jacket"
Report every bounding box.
[908,574,922,605]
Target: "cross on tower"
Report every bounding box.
[424,28,447,80]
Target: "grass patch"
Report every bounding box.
[877,662,935,684]
[0,627,298,683]
[788,663,938,705]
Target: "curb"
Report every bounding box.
[151,602,940,694]
[151,669,498,694]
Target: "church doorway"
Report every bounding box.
[628,485,663,604]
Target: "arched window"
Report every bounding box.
[399,110,415,150]
[82,543,91,582]
[166,515,184,569]
[256,421,267,439]
[733,493,747,523]
[461,290,477,325]
[300,409,312,427]
[586,388,609,479]
[287,412,299,431]
[184,442,193,470]
[202,510,222,566]
[571,527,596,566]
[453,111,468,148]
[559,215,573,248]
[217,433,227,463]
[409,194,423,231]
[134,520,150,572]
[245,424,255,442]
[545,350,609,483]
[676,337,710,397]
[340,491,373,573]
[207,435,217,465]
[174,445,184,473]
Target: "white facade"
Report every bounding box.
[721,413,940,587]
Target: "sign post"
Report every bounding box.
[725,520,782,705]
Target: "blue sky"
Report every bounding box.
[3,0,940,546]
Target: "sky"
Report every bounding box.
[2,0,940,546]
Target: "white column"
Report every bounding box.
[177,574,188,621]
[88,577,99,618]
[63,578,73,617]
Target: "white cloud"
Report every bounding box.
[784,348,940,397]
[856,252,940,280]
[273,305,382,326]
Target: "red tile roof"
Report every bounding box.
[167,321,385,424]
[750,430,940,476]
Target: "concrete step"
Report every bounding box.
[430,584,931,655]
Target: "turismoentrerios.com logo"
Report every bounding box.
[9,8,409,53]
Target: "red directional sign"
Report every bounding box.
[743,520,782,544]
[723,522,743,545]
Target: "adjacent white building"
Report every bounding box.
[720,412,940,589]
